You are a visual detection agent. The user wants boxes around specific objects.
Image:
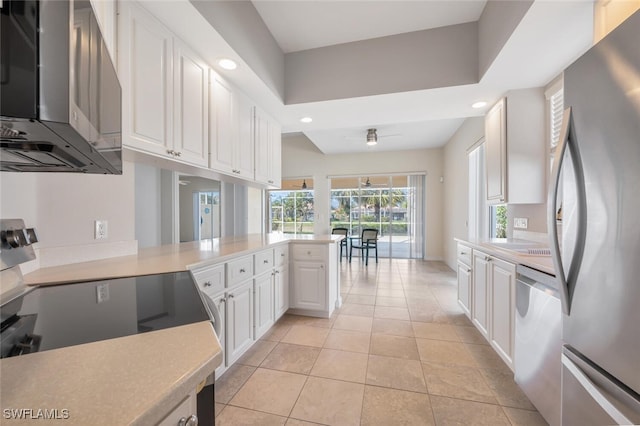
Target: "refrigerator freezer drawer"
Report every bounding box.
[562,348,640,426]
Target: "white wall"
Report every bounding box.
[442,117,485,269]
[282,134,445,260]
[0,160,137,270]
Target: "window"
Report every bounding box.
[267,179,314,235]
[546,79,564,173]
[329,175,424,259]
[468,142,488,240]
[489,204,507,238]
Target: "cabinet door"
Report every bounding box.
[234,91,254,179]
[275,266,289,319]
[472,252,491,339]
[118,3,173,157]
[173,41,208,166]
[226,281,254,365]
[292,261,326,311]
[457,260,472,319]
[485,98,507,203]
[254,272,275,340]
[156,391,197,426]
[211,292,227,376]
[269,119,282,187]
[253,107,270,185]
[254,107,282,187]
[490,258,516,369]
[209,72,235,175]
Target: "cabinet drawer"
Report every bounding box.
[457,243,472,266]
[227,255,254,287]
[292,245,325,261]
[191,263,225,296]
[275,245,289,267]
[254,249,274,276]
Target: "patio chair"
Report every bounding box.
[331,227,349,261]
[349,228,379,265]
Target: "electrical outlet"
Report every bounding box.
[95,220,108,239]
[96,283,109,304]
[514,217,529,229]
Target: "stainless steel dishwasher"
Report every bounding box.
[514,265,562,426]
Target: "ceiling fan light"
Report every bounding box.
[366,140,377,146]
[302,179,307,189]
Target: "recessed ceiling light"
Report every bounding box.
[300,117,313,123]
[218,58,237,70]
[472,101,488,109]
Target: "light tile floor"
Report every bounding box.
[214,259,548,425]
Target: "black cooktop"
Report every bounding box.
[1,271,211,357]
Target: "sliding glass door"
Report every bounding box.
[330,174,424,259]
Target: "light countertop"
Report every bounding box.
[455,238,555,275]
[24,233,343,287]
[0,321,222,425]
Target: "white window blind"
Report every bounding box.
[550,89,564,149]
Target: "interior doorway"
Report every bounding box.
[179,176,221,242]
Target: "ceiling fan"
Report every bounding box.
[361,177,388,188]
[345,128,401,146]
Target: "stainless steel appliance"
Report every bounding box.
[514,264,562,426]
[0,0,122,173]
[548,10,640,425]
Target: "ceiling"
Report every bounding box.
[252,1,487,53]
[245,1,594,154]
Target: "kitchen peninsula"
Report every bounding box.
[2,234,343,424]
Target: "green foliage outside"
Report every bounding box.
[495,205,507,238]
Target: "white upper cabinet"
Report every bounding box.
[485,89,546,204]
[254,106,282,188]
[118,2,174,158]
[119,2,208,166]
[209,73,235,175]
[173,41,208,167]
[209,72,254,180]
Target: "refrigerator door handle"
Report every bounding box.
[548,108,572,314]
[547,107,588,315]
[562,354,634,425]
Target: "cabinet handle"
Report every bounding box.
[281,253,285,257]
[175,151,182,157]
[178,414,198,426]
[263,259,269,264]
[484,256,492,262]
[274,270,280,274]
[466,268,471,273]
[268,180,274,184]
[228,294,235,299]
[203,281,212,287]
[166,149,175,155]
[239,268,246,273]
[320,265,324,269]
[218,297,226,306]
[460,251,467,255]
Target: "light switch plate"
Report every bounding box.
[514,217,528,229]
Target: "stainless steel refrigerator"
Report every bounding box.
[548,10,640,426]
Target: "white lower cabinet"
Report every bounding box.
[225,280,253,365]
[253,271,275,340]
[456,243,472,318]
[457,261,472,318]
[291,261,326,311]
[489,257,516,368]
[472,250,491,339]
[156,390,197,426]
[274,265,289,320]
[466,247,516,371]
